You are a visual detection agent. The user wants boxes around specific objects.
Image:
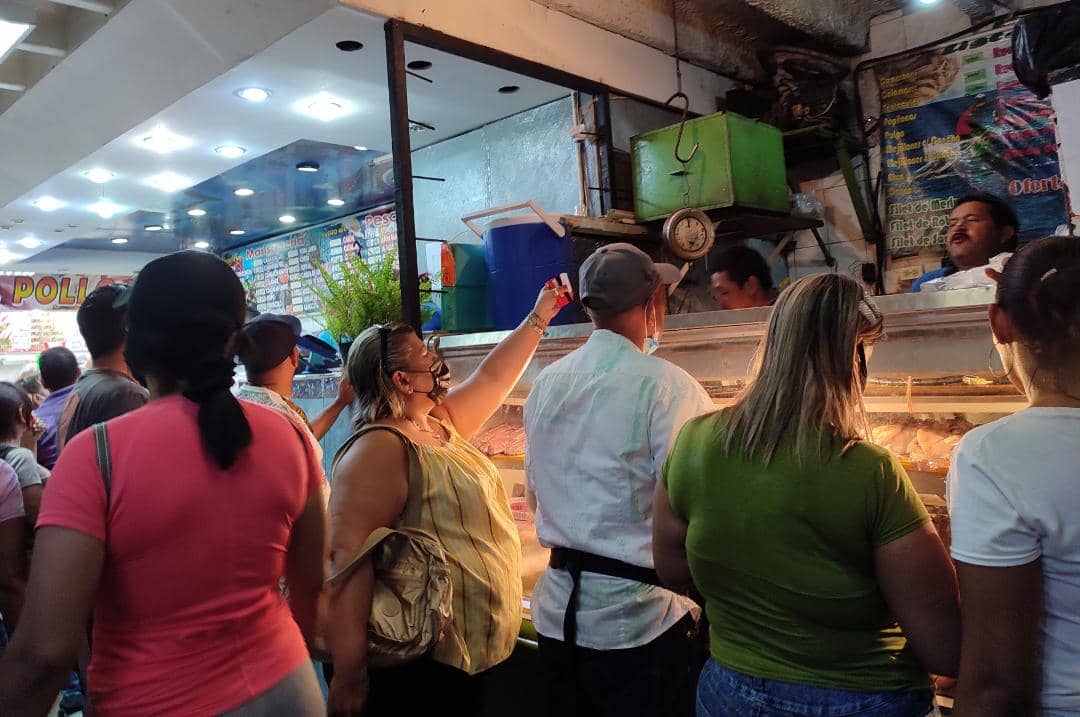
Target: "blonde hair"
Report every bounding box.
[724,273,884,465]
[347,322,415,428]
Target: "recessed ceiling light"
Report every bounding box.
[498,85,521,94]
[335,40,363,52]
[111,237,128,245]
[194,240,210,249]
[88,199,122,219]
[279,215,296,224]
[407,60,432,71]
[215,145,247,159]
[327,198,345,207]
[234,188,254,197]
[17,237,41,249]
[916,0,939,4]
[33,196,65,212]
[235,87,271,103]
[139,125,190,155]
[296,161,319,173]
[188,208,207,217]
[83,168,115,184]
[229,229,246,236]
[144,224,163,232]
[296,92,352,122]
[147,171,192,193]
[353,145,368,151]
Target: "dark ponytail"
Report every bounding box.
[123,251,253,470]
[996,235,1080,369]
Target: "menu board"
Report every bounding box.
[875,19,1067,257]
[222,204,398,318]
[0,311,87,355]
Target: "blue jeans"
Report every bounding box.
[697,659,934,717]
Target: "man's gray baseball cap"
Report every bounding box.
[579,243,681,317]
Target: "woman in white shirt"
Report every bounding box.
[948,235,1080,716]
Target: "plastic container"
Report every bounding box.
[482,215,574,330]
[440,243,491,331]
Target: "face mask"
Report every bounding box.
[425,358,452,404]
[643,299,662,355]
[644,336,661,355]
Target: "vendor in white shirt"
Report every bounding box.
[524,243,713,717]
[910,193,1019,292]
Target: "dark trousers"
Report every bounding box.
[537,613,700,717]
[366,655,493,717]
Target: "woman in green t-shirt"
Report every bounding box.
[653,273,960,717]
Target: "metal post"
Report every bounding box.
[385,20,422,331]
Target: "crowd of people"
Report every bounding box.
[0,218,1072,716]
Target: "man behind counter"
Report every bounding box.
[710,245,778,310]
[910,193,1019,292]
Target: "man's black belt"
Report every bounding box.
[548,547,663,650]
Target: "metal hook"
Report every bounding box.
[665,91,699,164]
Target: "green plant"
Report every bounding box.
[310,252,434,342]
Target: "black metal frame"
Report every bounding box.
[383,18,639,330]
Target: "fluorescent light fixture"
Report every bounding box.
[83,168,115,184]
[88,199,122,219]
[296,161,319,173]
[139,125,191,155]
[296,92,352,122]
[0,20,34,65]
[17,237,41,249]
[194,241,210,249]
[327,198,345,207]
[229,229,245,236]
[917,0,940,4]
[235,87,270,103]
[234,187,254,197]
[215,145,247,159]
[353,145,368,151]
[144,224,163,232]
[279,215,296,224]
[33,196,65,212]
[187,208,207,217]
[111,237,128,245]
[146,171,192,193]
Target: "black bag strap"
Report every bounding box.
[92,423,112,512]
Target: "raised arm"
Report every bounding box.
[324,430,409,717]
[0,526,104,715]
[952,560,1041,716]
[440,285,567,439]
[310,373,355,441]
[874,523,961,677]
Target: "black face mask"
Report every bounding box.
[425,358,452,404]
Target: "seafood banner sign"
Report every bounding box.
[0,274,129,311]
[877,19,1067,257]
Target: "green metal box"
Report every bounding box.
[631,111,788,222]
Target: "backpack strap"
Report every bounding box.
[92,423,112,512]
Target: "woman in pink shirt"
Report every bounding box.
[0,252,326,716]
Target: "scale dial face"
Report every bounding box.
[663,208,715,260]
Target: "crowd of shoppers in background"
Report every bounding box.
[0,227,1073,717]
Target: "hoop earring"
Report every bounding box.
[987,343,1009,381]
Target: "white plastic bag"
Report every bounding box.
[919,252,1011,292]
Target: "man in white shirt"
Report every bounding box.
[524,243,714,717]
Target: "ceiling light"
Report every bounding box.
[407,60,432,71]
[234,187,254,197]
[916,0,940,4]
[215,145,247,159]
[139,126,190,154]
[0,249,20,265]
[335,40,363,52]
[327,198,345,207]
[111,237,128,245]
[146,171,192,193]
[88,199,122,219]
[236,87,271,103]
[0,20,34,65]
[296,161,319,173]
[144,224,163,232]
[498,85,521,94]
[279,215,296,224]
[353,145,368,151]
[17,237,41,249]
[83,168,115,184]
[229,229,246,236]
[33,196,65,212]
[188,208,207,217]
[194,241,210,250]
[296,92,352,122]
